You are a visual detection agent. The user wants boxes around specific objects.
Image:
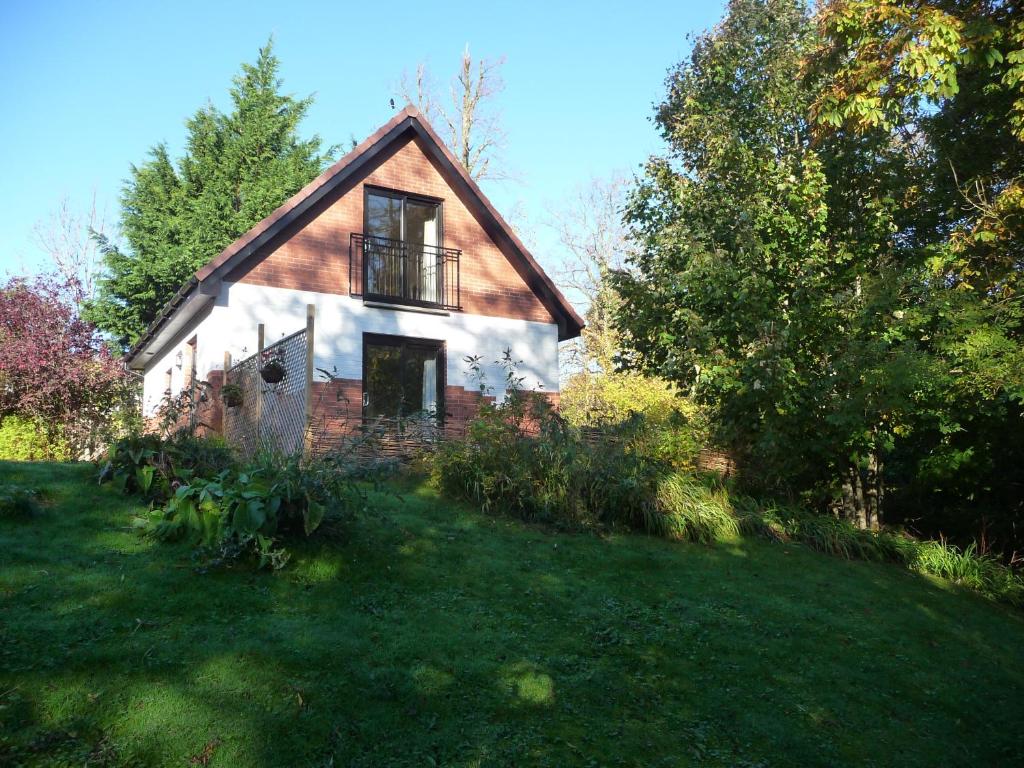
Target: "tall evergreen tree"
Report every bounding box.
[86,40,335,349]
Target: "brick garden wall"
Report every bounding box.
[306,377,498,444]
[202,372,558,450]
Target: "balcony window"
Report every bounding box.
[351,189,461,310]
[366,190,441,304]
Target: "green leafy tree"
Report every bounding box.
[86,40,335,348]
[617,0,1023,546]
[810,0,1024,549]
[613,0,932,528]
[812,0,1023,300]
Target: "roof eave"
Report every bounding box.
[123,279,214,370]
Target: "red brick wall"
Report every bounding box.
[302,377,561,446]
[198,370,560,452]
[195,370,224,437]
[443,385,496,438]
[227,135,557,325]
[306,378,496,439]
[204,374,558,444]
[311,378,363,431]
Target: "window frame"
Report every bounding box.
[361,332,446,424]
[362,186,446,308]
[363,185,445,247]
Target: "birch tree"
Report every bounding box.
[32,193,108,306]
[400,46,508,182]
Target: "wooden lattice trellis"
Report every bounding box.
[223,308,314,459]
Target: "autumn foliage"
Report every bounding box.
[0,275,132,455]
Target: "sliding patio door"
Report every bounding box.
[364,190,441,304]
[363,334,443,422]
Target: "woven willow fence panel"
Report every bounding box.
[224,328,308,458]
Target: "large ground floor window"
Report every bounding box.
[362,334,444,422]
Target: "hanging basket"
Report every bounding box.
[260,359,286,384]
[221,384,244,408]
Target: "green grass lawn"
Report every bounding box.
[2,461,1023,767]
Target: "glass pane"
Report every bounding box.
[405,201,439,302]
[365,194,403,297]
[401,345,440,417]
[365,193,402,240]
[405,201,438,247]
[364,343,403,418]
[365,340,441,420]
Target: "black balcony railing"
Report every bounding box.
[350,233,461,311]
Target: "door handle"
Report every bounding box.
[362,392,369,408]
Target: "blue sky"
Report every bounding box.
[0,0,725,281]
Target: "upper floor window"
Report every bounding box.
[364,189,444,305]
[366,189,440,247]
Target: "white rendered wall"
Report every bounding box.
[142,338,191,418]
[142,281,561,417]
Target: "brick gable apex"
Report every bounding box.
[195,105,582,335]
[229,133,561,326]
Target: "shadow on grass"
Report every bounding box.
[2,461,1024,766]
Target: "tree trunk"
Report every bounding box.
[864,452,883,530]
[839,452,884,530]
[841,469,867,529]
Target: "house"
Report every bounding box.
[123,106,583,445]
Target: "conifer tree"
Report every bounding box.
[87,40,334,349]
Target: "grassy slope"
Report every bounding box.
[1,462,1023,768]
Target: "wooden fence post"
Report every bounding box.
[221,351,232,437]
[304,304,315,454]
[256,324,265,445]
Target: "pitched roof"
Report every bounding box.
[125,106,583,366]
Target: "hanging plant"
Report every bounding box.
[221,383,244,408]
[259,350,287,384]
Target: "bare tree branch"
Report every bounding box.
[546,176,631,373]
[31,192,108,306]
[399,46,508,182]
[400,62,436,124]
[548,176,630,301]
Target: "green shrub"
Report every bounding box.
[101,430,378,570]
[433,395,664,531]
[914,540,986,584]
[0,416,70,461]
[435,397,1024,606]
[730,499,1024,605]
[0,484,42,519]
[164,433,236,479]
[97,433,168,499]
[143,451,363,570]
[910,540,1024,604]
[97,433,237,502]
[559,372,708,469]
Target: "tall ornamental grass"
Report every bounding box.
[432,394,1024,607]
